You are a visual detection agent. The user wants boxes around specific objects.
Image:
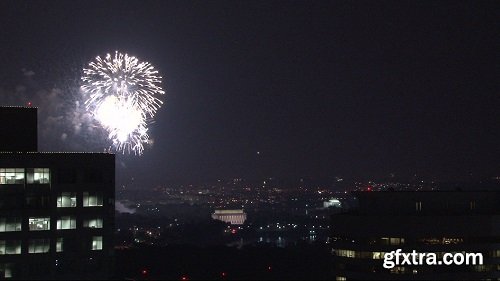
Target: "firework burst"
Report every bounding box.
[81,51,165,155]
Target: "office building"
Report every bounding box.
[330,191,500,280]
[0,107,115,279]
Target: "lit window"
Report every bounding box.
[56,238,63,252]
[83,192,103,207]
[29,217,50,231]
[390,238,404,245]
[0,168,24,184]
[0,263,14,278]
[473,265,487,272]
[419,237,440,244]
[470,201,476,210]
[83,218,103,229]
[382,237,405,245]
[336,277,346,281]
[0,240,21,255]
[26,168,50,184]
[415,201,422,211]
[28,239,50,254]
[390,266,406,274]
[57,192,77,208]
[334,249,355,258]
[34,168,50,184]
[91,236,103,250]
[57,216,76,230]
[491,250,500,258]
[442,237,463,244]
[373,252,385,259]
[0,218,21,232]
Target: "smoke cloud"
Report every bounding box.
[0,69,107,152]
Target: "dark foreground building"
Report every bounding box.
[330,191,500,280]
[0,107,115,279]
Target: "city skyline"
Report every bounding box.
[0,1,499,279]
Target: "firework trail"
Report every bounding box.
[81,51,165,155]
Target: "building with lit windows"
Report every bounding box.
[0,107,115,279]
[330,191,500,280]
[211,210,247,225]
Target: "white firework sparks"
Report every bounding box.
[81,51,165,155]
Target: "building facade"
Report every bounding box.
[212,210,247,225]
[330,191,500,280]
[0,107,115,279]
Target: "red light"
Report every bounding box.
[142,269,148,275]
[231,229,237,234]
[367,187,372,191]
[27,101,32,107]
[181,276,189,281]
[221,272,227,277]
[268,266,272,271]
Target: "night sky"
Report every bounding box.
[0,0,498,186]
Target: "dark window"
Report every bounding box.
[25,194,50,209]
[0,195,23,209]
[84,169,103,183]
[58,169,77,184]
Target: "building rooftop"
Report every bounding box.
[213,210,245,214]
[0,106,38,152]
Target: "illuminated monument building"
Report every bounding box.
[330,191,500,280]
[0,107,115,279]
[212,210,247,225]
